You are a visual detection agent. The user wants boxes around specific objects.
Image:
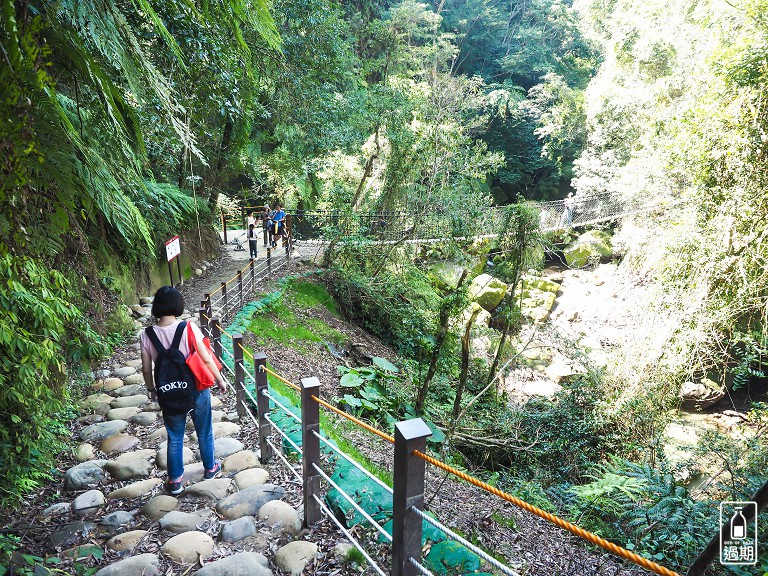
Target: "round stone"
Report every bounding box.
[105,530,147,552]
[147,428,167,442]
[112,384,146,397]
[75,443,95,462]
[100,434,140,454]
[234,468,269,489]
[191,421,240,442]
[77,414,104,425]
[161,531,214,564]
[93,553,160,576]
[125,359,143,368]
[211,410,224,423]
[102,378,124,391]
[42,502,71,517]
[110,394,149,408]
[140,297,154,305]
[212,437,243,459]
[100,510,135,529]
[216,484,285,520]
[80,420,128,442]
[156,443,194,470]
[274,541,318,576]
[131,411,158,426]
[64,461,107,491]
[182,478,231,501]
[83,393,116,408]
[223,450,259,473]
[72,489,106,517]
[159,510,212,533]
[182,462,206,483]
[258,500,301,535]
[106,407,141,421]
[218,516,256,543]
[107,478,163,499]
[141,495,178,520]
[210,396,223,409]
[104,454,153,480]
[124,373,145,386]
[193,552,272,576]
[112,366,136,378]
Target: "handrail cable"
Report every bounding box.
[241,362,255,384]
[261,365,301,392]
[311,394,395,444]
[410,506,519,576]
[311,462,393,543]
[262,389,301,423]
[238,380,259,407]
[313,494,388,576]
[264,414,303,455]
[412,449,681,576]
[311,430,394,495]
[209,269,243,296]
[266,437,303,483]
[408,557,436,576]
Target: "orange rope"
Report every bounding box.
[311,395,395,444]
[412,450,681,576]
[262,366,301,391]
[237,342,254,360]
[209,269,244,296]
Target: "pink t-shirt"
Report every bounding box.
[140,320,204,361]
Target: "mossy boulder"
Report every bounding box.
[519,275,561,294]
[563,230,612,268]
[428,262,465,292]
[519,289,557,324]
[468,274,507,311]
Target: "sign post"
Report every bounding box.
[165,236,182,286]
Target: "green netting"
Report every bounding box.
[379,512,447,544]
[425,540,482,575]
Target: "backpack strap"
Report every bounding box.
[145,326,167,356]
[170,321,187,352]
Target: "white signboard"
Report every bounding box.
[165,236,181,262]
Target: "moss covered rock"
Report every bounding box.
[469,274,508,311]
[563,230,612,267]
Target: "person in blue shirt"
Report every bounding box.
[272,204,286,247]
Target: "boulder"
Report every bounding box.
[518,275,560,294]
[112,384,146,397]
[458,302,492,328]
[93,553,160,576]
[161,531,214,564]
[183,478,231,501]
[112,366,136,378]
[107,478,162,499]
[216,484,285,520]
[49,521,95,549]
[100,434,140,454]
[141,495,178,520]
[159,509,212,533]
[100,511,135,530]
[234,468,270,489]
[193,552,272,576]
[104,453,153,480]
[80,420,128,442]
[155,443,194,470]
[105,530,147,552]
[274,541,318,576]
[218,516,257,543]
[75,443,95,462]
[64,461,108,491]
[106,407,141,421]
[258,500,301,535]
[72,490,105,517]
[563,230,612,268]
[223,450,259,473]
[519,288,557,324]
[211,437,244,459]
[42,503,71,517]
[468,274,507,311]
[110,394,149,408]
[680,378,725,411]
[131,411,158,426]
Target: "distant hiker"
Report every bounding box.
[272,204,286,247]
[246,210,256,230]
[560,192,575,228]
[261,205,271,246]
[140,286,229,495]
[248,223,258,259]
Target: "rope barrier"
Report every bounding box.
[262,365,301,391]
[237,342,254,360]
[313,494,388,576]
[265,414,303,455]
[408,557,436,576]
[262,389,301,423]
[311,394,395,444]
[412,450,681,576]
[410,507,519,576]
[312,462,393,543]
[209,269,243,296]
[311,430,394,495]
[266,437,303,483]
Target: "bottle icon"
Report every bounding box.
[730,506,747,540]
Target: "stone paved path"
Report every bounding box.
[47,299,323,576]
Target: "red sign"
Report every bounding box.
[165,236,181,262]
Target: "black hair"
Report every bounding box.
[151,286,185,318]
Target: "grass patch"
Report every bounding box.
[286,280,339,315]
[248,296,345,350]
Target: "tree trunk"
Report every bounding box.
[208,117,233,210]
[448,307,481,440]
[415,269,469,414]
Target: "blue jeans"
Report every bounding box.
[163,388,215,481]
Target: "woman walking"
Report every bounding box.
[140,286,229,494]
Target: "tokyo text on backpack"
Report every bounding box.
[145,322,196,415]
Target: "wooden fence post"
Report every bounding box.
[392,418,432,576]
[221,208,227,245]
[301,377,321,527]
[267,247,272,276]
[238,270,243,310]
[232,334,246,420]
[210,316,222,359]
[254,352,272,464]
[221,282,228,323]
[250,258,255,293]
[198,308,209,339]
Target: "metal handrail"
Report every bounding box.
[311,430,393,495]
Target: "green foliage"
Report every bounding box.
[0,255,106,505]
[285,281,339,315]
[336,360,409,424]
[729,330,768,391]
